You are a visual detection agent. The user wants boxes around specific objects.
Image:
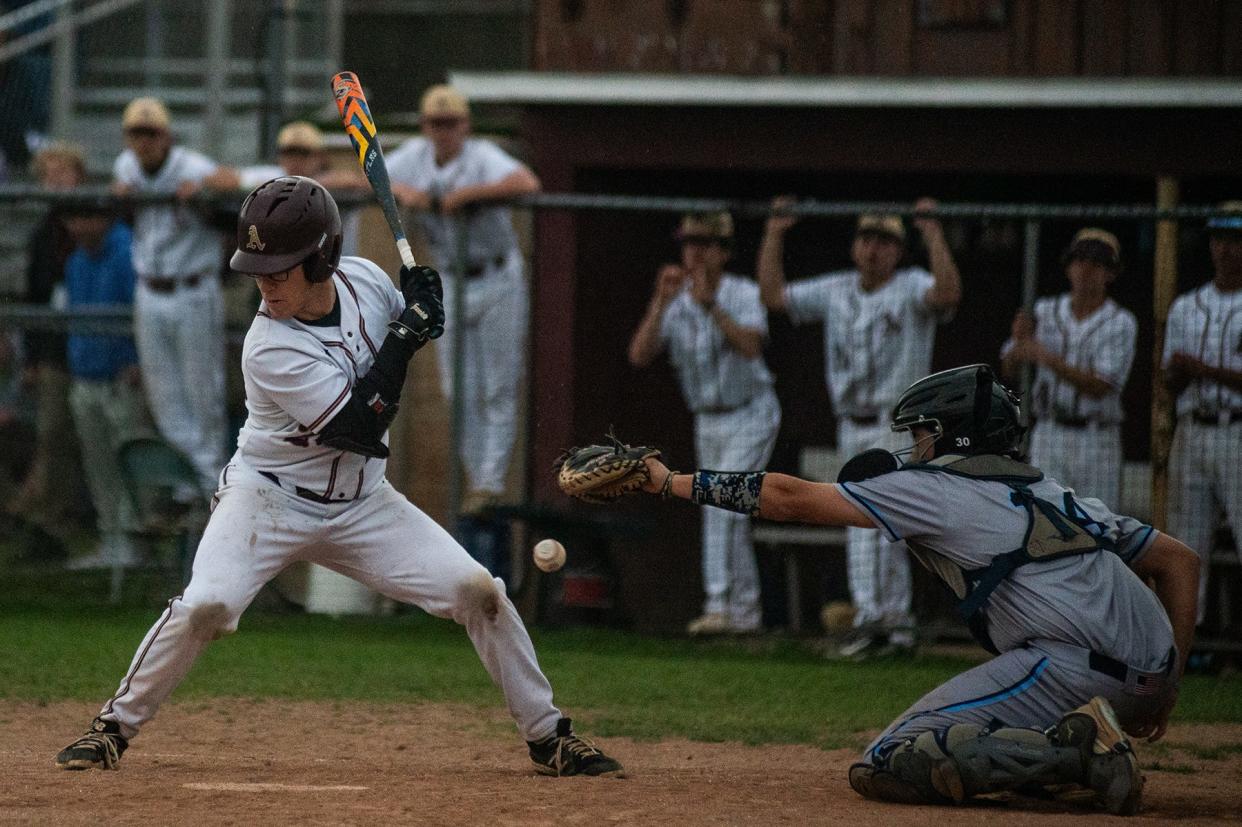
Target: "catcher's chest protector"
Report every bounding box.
[900,454,1113,653]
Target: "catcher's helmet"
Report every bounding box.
[890,364,1024,456]
[229,176,342,283]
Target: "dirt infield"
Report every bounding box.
[4,701,1241,825]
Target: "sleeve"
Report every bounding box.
[474,140,521,182]
[834,471,950,545]
[383,138,421,184]
[784,274,833,325]
[730,280,768,334]
[1095,309,1138,389]
[909,267,952,321]
[1068,493,1159,566]
[1161,296,1188,367]
[112,151,135,185]
[245,342,352,434]
[182,150,219,180]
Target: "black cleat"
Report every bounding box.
[527,717,625,777]
[56,718,128,771]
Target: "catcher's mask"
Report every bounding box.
[890,364,1024,458]
[230,175,342,283]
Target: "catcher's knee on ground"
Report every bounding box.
[849,723,1087,806]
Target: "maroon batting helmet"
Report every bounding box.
[230,176,342,282]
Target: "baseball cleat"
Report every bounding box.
[56,718,128,770]
[1052,697,1142,816]
[527,717,625,778]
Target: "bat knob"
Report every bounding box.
[427,324,445,340]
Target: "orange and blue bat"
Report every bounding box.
[330,71,417,271]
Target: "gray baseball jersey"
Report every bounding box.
[837,468,1171,671]
[659,273,773,412]
[785,268,945,417]
[113,146,219,278]
[385,136,521,268]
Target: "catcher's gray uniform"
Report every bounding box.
[837,464,1174,766]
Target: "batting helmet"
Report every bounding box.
[890,364,1024,457]
[230,176,342,283]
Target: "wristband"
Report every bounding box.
[690,470,765,516]
[660,470,678,499]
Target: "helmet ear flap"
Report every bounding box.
[302,233,342,283]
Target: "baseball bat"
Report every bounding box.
[330,71,417,271]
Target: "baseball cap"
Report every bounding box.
[856,214,906,243]
[277,121,324,152]
[1066,227,1122,271]
[420,85,470,120]
[1207,200,1242,235]
[122,97,170,131]
[675,211,734,243]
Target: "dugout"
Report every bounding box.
[449,73,1242,634]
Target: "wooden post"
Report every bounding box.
[1150,177,1179,531]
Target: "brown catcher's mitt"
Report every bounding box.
[556,432,661,504]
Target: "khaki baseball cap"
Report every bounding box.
[277,121,323,151]
[1067,227,1122,271]
[856,214,905,243]
[122,97,170,131]
[1207,200,1242,234]
[420,85,470,120]
[676,211,734,242]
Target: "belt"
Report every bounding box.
[258,471,339,505]
[463,255,507,278]
[1191,410,1242,426]
[143,274,203,293]
[845,414,880,426]
[1088,648,1174,690]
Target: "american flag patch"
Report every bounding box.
[1134,674,1162,695]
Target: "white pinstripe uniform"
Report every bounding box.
[1002,294,1137,510]
[785,268,948,635]
[1162,282,1242,624]
[92,256,564,744]
[114,145,226,491]
[385,137,527,496]
[660,274,780,630]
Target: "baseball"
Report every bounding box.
[533,538,566,573]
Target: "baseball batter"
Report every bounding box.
[114,97,225,491]
[1162,202,1242,626]
[635,365,1197,815]
[757,197,962,656]
[386,85,540,511]
[628,212,780,635]
[1001,228,1137,509]
[55,177,623,778]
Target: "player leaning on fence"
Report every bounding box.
[757,196,962,658]
[627,364,1197,815]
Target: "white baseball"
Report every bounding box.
[533,538,566,573]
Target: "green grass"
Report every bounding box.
[3,568,1241,749]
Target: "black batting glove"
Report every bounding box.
[387,290,445,350]
[399,264,443,304]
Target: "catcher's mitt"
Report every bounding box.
[556,432,661,504]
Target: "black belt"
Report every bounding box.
[144,275,203,293]
[845,414,880,426]
[1191,411,1242,426]
[1088,648,1174,684]
[258,471,338,505]
[1051,415,1104,428]
[463,255,506,278]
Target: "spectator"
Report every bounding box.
[113,96,225,492]
[0,328,36,511]
[386,84,541,515]
[198,121,366,256]
[628,212,781,635]
[757,196,962,658]
[59,199,155,570]
[1162,201,1242,628]
[1000,229,1137,509]
[4,142,90,557]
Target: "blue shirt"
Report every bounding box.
[65,222,139,380]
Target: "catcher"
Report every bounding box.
[559,365,1197,815]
